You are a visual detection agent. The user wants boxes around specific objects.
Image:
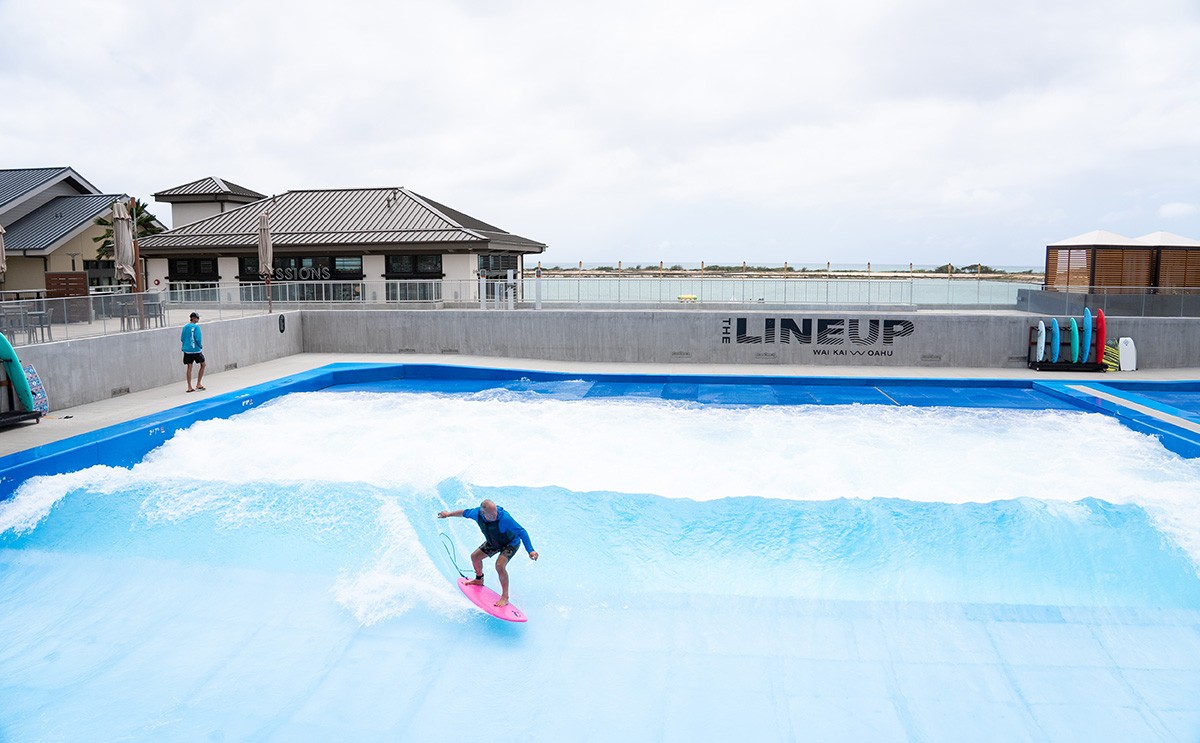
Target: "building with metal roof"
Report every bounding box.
[0,167,141,295]
[153,177,267,227]
[139,184,546,303]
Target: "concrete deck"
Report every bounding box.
[3,352,1199,459]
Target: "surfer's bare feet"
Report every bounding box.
[494,596,510,607]
[465,578,484,586]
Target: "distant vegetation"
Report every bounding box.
[540,263,1039,275]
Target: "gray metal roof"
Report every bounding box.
[3,194,124,253]
[139,187,546,254]
[0,168,69,210]
[153,176,266,201]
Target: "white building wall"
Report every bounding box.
[363,255,386,281]
[146,258,169,292]
[169,202,224,229]
[217,257,241,292]
[442,253,478,301]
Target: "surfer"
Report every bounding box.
[438,500,538,607]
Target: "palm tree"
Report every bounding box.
[93,197,163,260]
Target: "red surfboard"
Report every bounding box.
[1095,309,1107,363]
[457,578,528,622]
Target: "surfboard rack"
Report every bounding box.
[1026,326,1105,372]
[0,410,41,428]
[0,377,42,427]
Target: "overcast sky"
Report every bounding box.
[3,0,1199,267]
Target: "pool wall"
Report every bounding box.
[4,363,1200,498]
[300,309,1200,368]
[14,309,1200,411]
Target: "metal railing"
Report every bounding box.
[1025,285,1200,318]
[3,280,1196,348]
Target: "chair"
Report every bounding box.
[30,306,53,342]
[146,297,167,328]
[114,299,137,331]
[22,301,52,343]
[0,308,30,344]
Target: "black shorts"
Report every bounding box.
[478,542,518,560]
[183,352,206,365]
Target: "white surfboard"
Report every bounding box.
[1036,320,1046,362]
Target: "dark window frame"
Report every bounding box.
[384,253,443,279]
[168,258,220,281]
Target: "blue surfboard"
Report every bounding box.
[1081,308,1093,363]
[1069,317,1080,363]
[1050,318,1061,363]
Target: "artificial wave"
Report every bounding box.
[2,386,1199,740]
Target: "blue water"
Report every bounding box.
[2,385,1200,741]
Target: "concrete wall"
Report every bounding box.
[300,309,1200,369]
[10,308,1200,412]
[17,311,303,409]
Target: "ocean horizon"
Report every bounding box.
[538,261,1043,274]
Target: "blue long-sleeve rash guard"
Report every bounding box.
[461,507,534,554]
[181,323,203,353]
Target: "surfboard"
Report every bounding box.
[1069,317,1080,363]
[1035,320,1046,362]
[0,332,35,412]
[23,363,49,413]
[1050,318,1061,363]
[457,578,528,623]
[1095,309,1107,363]
[1081,308,1093,363]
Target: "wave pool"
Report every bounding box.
[2,372,1200,741]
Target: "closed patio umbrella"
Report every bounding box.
[112,200,137,284]
[112,199,145,329]
[0,224,7,277]
[258,212,274,312]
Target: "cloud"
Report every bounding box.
[1158,202,1198,219]
[2,0,1199,264]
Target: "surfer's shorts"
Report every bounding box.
[183,352,206,365]
[479,542,518,560]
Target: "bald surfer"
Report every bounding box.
[438,499,538,607]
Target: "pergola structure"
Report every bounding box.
[1045,230,1200,293]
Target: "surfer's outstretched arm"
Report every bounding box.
[437,509,465,518]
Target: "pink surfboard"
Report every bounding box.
[457,578,528,622]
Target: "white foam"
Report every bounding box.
[124,391,1200,505]
[0,465,132,535]
[8,389,1200,570]
[332,497,467,624]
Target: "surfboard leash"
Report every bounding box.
[439,532,469,579]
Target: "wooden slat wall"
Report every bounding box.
[1092,249,1153,294]
[1158,249,1200,293]
[1046,245,1200,291]
[1046,248,1091,290]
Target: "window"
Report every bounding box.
[332,256,363,279]
[167,258,219,281]
[384,254,442,278]
[478,254,518,277]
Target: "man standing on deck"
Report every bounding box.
[181,312,205,393]
[438,499,538,607]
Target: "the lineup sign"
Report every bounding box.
[721,317,915,357]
